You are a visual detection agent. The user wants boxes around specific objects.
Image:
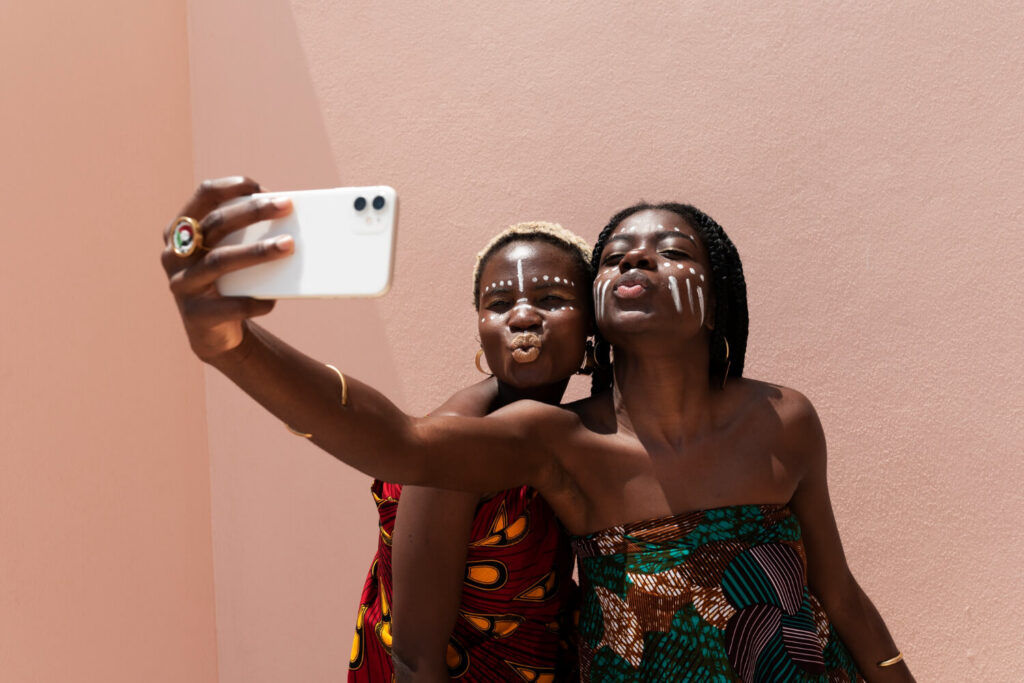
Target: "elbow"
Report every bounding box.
[814,572,867,627]
[400,419,432,486]
[391,644,447,683]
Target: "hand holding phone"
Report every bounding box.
[217,186,398,298]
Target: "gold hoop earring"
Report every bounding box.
[721,337,731,389]
[475,349,491,375]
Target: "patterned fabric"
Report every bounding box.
[571,504,864,682]
[349,480,578,682]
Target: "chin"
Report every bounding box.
[599,311,660,342]
[501,362,558,389]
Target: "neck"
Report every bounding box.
[611,342,714,447]
[494,377,569,409]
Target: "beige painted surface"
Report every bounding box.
[0,2,219,682]
[187,2,1024,681]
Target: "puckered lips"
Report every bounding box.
[613,271,652,299]
[510,332,542,363]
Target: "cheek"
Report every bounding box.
[477,318,504,345]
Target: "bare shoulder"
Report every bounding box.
[488,398,584,436]
[430,377,498,418]
[733,379,826,465]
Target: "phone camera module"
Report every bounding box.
[372,195,386,210]
[354,196,367,211]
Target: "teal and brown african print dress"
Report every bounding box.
[571,504,863,682]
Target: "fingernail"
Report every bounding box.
[273,235,294,251]
[271,197,291,209]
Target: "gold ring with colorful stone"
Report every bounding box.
[170,216,203,258]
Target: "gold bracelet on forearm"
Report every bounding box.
[877,651,904,667]
[284,363,348,438]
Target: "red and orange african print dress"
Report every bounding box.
[348,480,577,682]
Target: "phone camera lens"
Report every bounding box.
[354,196,367,211]
[372,195,386,210]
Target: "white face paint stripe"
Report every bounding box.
[517,259,524,292]
[685,278,694,313]
[668,276,682,313]
[697,286,705,325]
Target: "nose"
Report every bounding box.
[508,301,542,332]
[619,246,655,272]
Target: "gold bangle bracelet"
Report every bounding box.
[325,363,348,407]
[285,424,312,439]
[878,651,904,667]
[284,363,348,438]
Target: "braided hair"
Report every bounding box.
[588,203,748,395]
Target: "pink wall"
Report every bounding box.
[185,2,1024,682]
[0,1,219,682]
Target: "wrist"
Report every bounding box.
[205,321,258,370]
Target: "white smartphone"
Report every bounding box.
[216,186,398,298]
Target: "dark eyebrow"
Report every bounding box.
[660,230,697,244]
[530,283,573,293]
[607,230,697,246]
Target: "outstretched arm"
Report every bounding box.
[787,395,915,682]
[162,177,568,493]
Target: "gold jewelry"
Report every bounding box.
[721,337,731,389]
[325,363,348,407]
[170,216,203,258]
[475,349,491,375]
[284,363,349,438]
[285,424,312,439]
[877,652,904,668]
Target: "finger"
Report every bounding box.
[168,236,294,296]
[163,176,263,244]
[200,195,293,248]
[182,295,276,324]
[183,176,262,222]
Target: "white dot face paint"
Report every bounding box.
[543,275,549,281]
[689,267,696,275]
[699,274,705,282]
[554,276,560,283]
[532,277,538,283]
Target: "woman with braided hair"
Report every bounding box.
[163,181,913,681]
